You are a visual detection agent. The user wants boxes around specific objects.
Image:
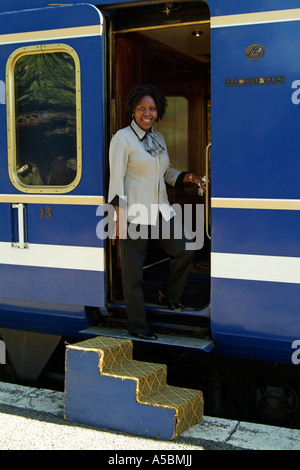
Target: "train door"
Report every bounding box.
[0,4,106,311]
[107,2,211,322]
[208,6,300,362]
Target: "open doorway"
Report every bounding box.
[106,1,211,322]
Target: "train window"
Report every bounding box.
[6,44,82,193]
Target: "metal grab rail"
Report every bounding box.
[12,203,27,249]
[205,143,211,240]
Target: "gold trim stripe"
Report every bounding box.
[0,25,102,45]
[0,194,105,205]
[212,198,300,210]
[211,8,300,28]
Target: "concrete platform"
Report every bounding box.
[1,381,300,450]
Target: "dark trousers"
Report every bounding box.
[120,214,194,335]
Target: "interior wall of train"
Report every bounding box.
[105,1,212,325]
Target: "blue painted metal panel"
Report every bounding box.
[0,4,106,317]
[210,0,300,16]
[0,298,89,336]
[0,203,104,247]
[210,10,300,362]
[0,6,105,198]
[26,205,103,247]
[0,0,298,364]
[0,4,101,33]
[0,205,12,242]
[212,209,300,257]
[0,5,105,197]
[0,265,105,306]
[211,278,300,363]
[0,42,105,198]
[211,20,300,200]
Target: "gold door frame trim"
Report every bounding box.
[114,20,210,34]
[6,43,82,194]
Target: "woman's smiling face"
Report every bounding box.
[133,95,158,132]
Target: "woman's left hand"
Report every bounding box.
[185,172,207,195]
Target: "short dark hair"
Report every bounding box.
[125,84,168,121]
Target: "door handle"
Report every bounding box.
[11,203,27,249]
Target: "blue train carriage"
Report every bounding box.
[0,0,299,421]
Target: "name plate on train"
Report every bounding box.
[225,76,285,87]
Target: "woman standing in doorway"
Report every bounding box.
[108,84,205,340]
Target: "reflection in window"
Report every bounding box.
[13,50,78,188]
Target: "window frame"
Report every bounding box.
[6,43,82,193]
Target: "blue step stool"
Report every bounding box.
[64,336,204,440]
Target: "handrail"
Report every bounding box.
[12,203,27,249]
[205,143,211,240]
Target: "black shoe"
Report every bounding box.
[131,332,157,341]
[158,294,185,312]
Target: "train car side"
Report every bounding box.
[0,1,299,392]
[210,7,300,364]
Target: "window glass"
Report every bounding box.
[8,47,81,191]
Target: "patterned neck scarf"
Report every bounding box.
[130,120,165,157]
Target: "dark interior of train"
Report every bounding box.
[104,1,211,327]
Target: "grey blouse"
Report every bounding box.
[108,120,185,225]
